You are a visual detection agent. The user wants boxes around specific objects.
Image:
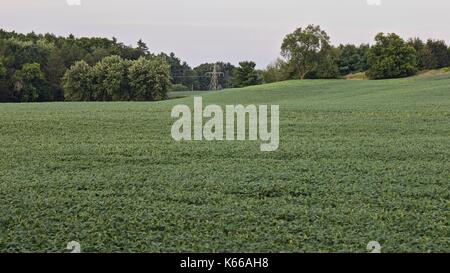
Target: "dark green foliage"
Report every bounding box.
[12,63,45,102]
[265,26,450,83]
[0,57,9,101]
[62,60,93,101]
[448,47,450,68]
[337,44,370,75]
[367,33,417,79]
[233,61,263,87]
[128,57,171,101]
[62,56,170,101]
[0,58,5,77]
[426,39,450,69]
[159,52,195,89]
[0,29,151,102]
[281,25,333,79]
[408,38,450,70]
[43,48,66,101]
[91,56,131,101]
[307,47,340,79]
[0,27,244,98]
[407,38,436,70]
[262,58,294,83]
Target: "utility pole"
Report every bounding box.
[206,64,224,91]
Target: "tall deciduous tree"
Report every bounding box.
[281,25,331,80]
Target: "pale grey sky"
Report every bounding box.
[1,0,449,68]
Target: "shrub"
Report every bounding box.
[170,84,191,92]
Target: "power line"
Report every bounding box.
[206,64,224,91]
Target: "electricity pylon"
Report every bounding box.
[206,64,224,91]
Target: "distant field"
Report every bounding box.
[0,74,449,252]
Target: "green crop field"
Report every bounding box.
[0,74,449,253]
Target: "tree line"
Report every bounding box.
[1,26,449,102]
[264,25,450,82]
[160,54,262,91]
[0,29,263,102]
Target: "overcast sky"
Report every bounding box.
[1,0,449,68]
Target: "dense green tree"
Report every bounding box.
[263,59,286,83]
[426,39,449,69]
[128,57,171,101]
[337,44,370,75]
[448,47,450,67]
[63,56,170,101]
[159,52,195,89]
[262,58,296,83]
[43,48,66,100]
[407,38,436,70]
[0,58,5,77]
[0,57,7,101]
[62,60,93,101]
[91,55,131,101]
[309,46,340,79]
[83,47,111,65]
[1,38,52,70]
[337,44,360,75]
[233,61,262,87]
[12,63,45,102]
[59,40,88,67]
[367,33,417,79]
[281,25,331,79]
[358,44,370,72]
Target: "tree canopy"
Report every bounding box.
[281,25,332,80]
[233,61,263,88]
[63,56,170,102]
[367,33,417,79]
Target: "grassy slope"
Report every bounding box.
[0,74,449,252]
